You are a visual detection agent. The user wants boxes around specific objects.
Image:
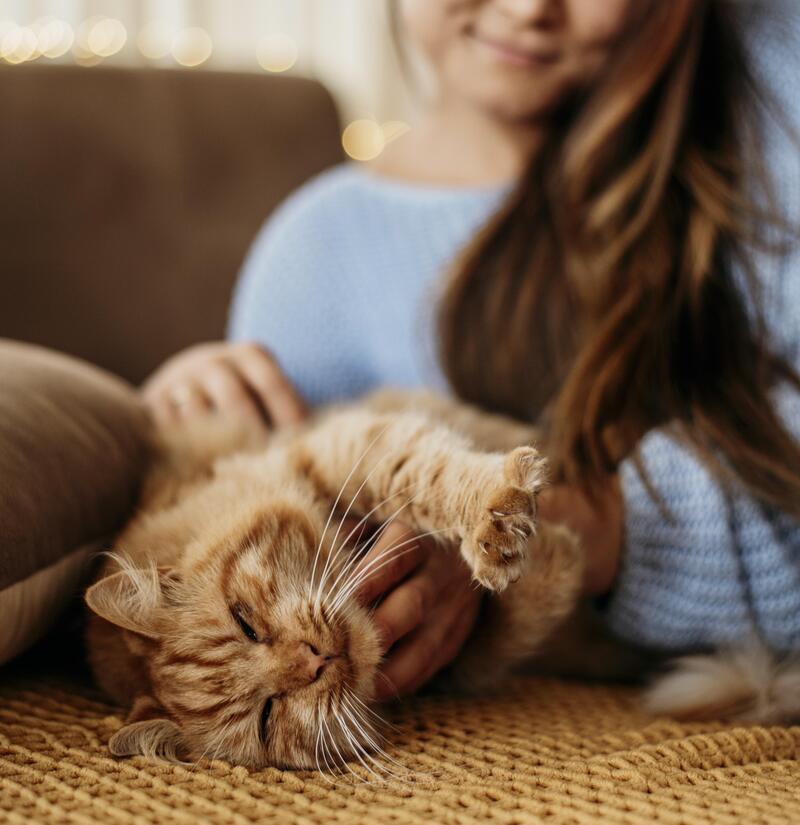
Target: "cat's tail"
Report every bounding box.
[645,643,800,724]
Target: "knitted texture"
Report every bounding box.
[3,667,800,825]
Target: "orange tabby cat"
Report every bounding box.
[85,391,584,769]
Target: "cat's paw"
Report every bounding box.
[462,447,546,591]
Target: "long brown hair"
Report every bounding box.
[436,0,800,517]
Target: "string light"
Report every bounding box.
[171,27,213,68]
[257,33,297,73]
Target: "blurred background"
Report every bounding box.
[0,0,418,161]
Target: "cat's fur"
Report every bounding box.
[86,390,794,772]
[85,391,585,769]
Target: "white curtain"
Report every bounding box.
[0,0,415,125]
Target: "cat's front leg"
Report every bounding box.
[286,408,546,591]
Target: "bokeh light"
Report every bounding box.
[342,120,385,162]
[137,21,172,60]
[87,17,127,58]
[36,18,74,59]
[342,119,411,162]
[1,23,37,64]
[171,27,213,68]
[257,33,297,73]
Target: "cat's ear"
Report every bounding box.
[85,565,179,639]
[109,694,188,762]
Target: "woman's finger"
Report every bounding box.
[231,342,309,427]
[370,569,438,651]
[354,522,425,607]
[375,594,479,700]
[169,382,213,421]
[147,394,179,428]
[202,362,269,430]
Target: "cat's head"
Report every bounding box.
[85,502,383,769]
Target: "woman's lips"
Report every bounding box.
[470,32,560,68]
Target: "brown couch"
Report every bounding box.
[0,63,342,385]
[2,63,799,825]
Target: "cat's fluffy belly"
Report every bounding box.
[84,391,585,770]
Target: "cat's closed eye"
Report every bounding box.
[260,698,273,740]
[232,605,259,642]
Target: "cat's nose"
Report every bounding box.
[299,641,337,682]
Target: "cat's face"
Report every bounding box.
[86,503,383,769]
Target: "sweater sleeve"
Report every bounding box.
[605,382,800,652]
[603,11,800,652]
[227,169,377,407]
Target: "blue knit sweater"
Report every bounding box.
[229,6,800,654]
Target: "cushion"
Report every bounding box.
[0,340,150,664]
[2,665,799,824]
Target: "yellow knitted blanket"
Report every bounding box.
[2,667,799,825]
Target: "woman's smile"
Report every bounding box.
[468,29,561,69]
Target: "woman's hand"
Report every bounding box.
[538,477,624,596]
[354,523,482,701]
[141,341,308,430]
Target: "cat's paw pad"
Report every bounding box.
[463,447,546,591]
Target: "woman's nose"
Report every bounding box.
[495,0,562,28]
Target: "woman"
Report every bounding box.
[143,1,800,702]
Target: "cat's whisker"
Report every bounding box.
[375,671,401,702]
[315,455,388,607]
[341,692,408,777]
[314,706,337,784]
[333,706,383,783]
[341,690,391,748]
[318,703,342,781]
[321,710,362,784]
[329,546,425,617]
[333,482,419,559]
[330,528,452,612]
[309,423,392,602]
[336,713,386,784]
[323,486,427,616]
[330,527,445,613]
[201,716,236,770]
[339,695,405,780]
[318,483,420,612]
[340,712,394,785]
[325,507,400,611]
[322,516,400,620]
[313,425,400,605]
[347,689,402,736]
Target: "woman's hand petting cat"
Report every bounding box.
[142,341,308,430]
[354,522,482,701]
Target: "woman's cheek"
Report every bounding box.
[568,0,632,45]
[399,0,475,70]
[399,0,446,65]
